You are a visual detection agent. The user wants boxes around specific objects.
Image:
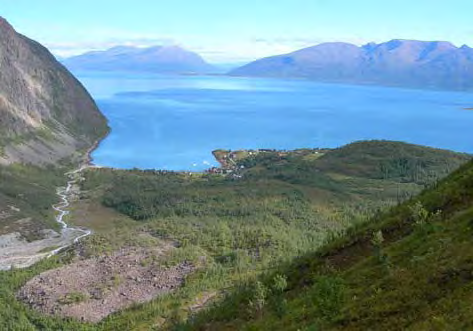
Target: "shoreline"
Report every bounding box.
[83,127,111,167]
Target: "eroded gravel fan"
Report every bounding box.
[0,17,108,165]
[18,246,194,322]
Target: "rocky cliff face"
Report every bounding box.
[0,17,108,165]
[230,39,473,91]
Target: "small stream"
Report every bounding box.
[47,165,92,257]
[0,165,93,270]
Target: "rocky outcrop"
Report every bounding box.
[230,39,473,91]
[18,246,194,322]
[0,17,108,165]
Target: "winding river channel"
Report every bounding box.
[48,165,92,257]
[0,165,92,270]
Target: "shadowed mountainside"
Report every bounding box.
[0,17,108,165]
[0,17,108,239]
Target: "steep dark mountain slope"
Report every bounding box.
[0,17,108,237]
[230,39,473,91]
[62,45,216,73]
[0,17,108,165]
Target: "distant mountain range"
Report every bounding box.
[62,45,216,74]
[230,39,473,91]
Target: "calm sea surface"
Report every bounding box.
[74,72,473,171]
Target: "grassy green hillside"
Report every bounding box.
[0,140,470,330]
[0,164,66,239]
[185,154,473,330]
[81,141,470,267]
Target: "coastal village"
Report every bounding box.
[207,148,331,178]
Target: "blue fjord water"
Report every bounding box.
[74,71,473,171]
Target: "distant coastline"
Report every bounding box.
[81,73,473,172]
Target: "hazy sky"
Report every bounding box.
[2,0,472,62]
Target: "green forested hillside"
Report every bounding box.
[0,164,65,239]
[314,140,466,184]
[0,141,470,330]
[81,141,469,266]
[186,155,473,330]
